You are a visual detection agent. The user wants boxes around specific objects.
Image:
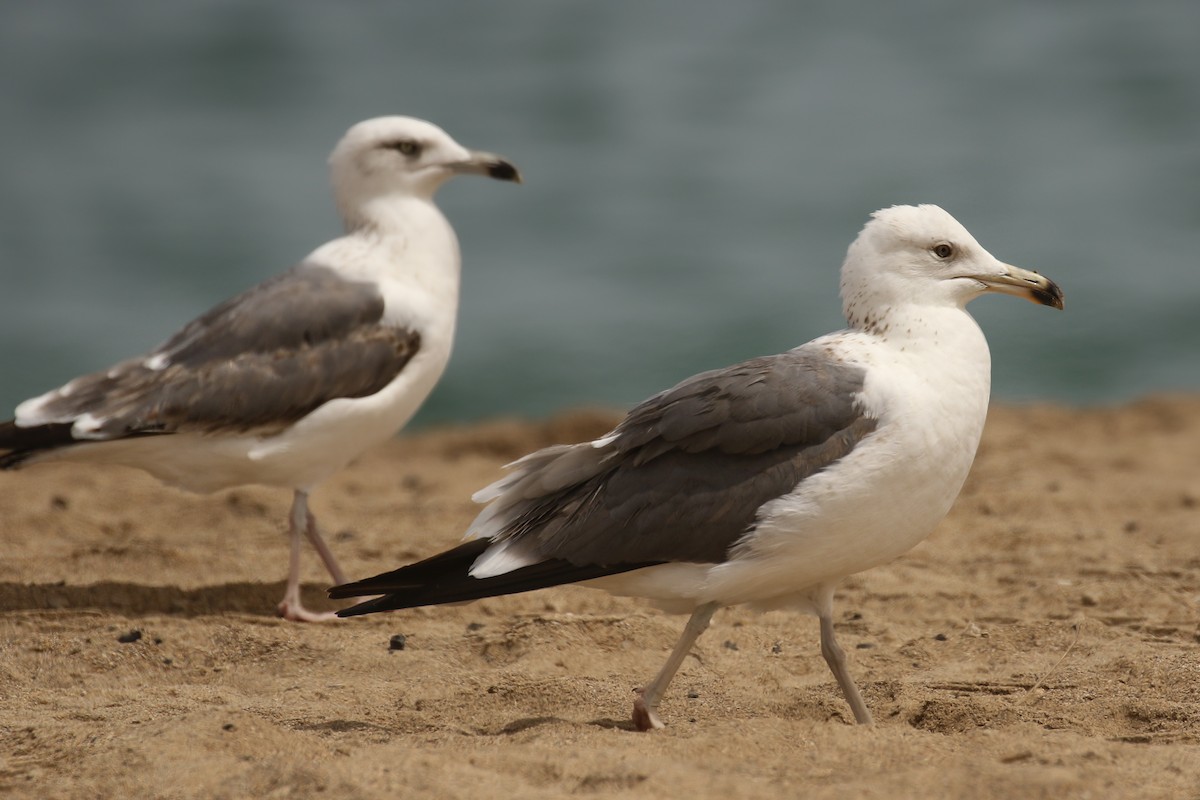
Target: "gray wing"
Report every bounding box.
[17,263,420,439]
[481,346,878,566]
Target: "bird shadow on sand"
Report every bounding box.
[0,580,341,618]
[587,717,642,732]
[476,716,640,736]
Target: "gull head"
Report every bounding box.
[329,116,521,227]
[840,204,1064,329]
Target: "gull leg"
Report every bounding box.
[819,612,873,724]
[303,506,349,585]
[276,490,338,622]
[632,601,718,731]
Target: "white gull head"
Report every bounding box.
[329,115,521,230]
[840,204,1063,334]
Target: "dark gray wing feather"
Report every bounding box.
[492,347,878,565]
[8,263,420,443]
[156,264,388,365]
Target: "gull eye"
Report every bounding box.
[385,139,422,157]
[932,243,954,259]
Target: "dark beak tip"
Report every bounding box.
[488,160,522,183]
[1034,282,1066,310]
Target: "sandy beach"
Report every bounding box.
[2,397,1198,799]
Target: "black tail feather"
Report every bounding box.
[329,539,660,617]
[0,421,79,468]
[329,540,491,599]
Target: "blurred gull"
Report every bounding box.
[331,204,1063,727]
[0,116,521,621]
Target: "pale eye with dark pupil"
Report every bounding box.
[932,243,954,259]
[386,140,421,157]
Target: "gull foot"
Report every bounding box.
[631,689,666,732]
[275,601,341,623]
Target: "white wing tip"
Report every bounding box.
[14,393,57,427]
[468,541,537,579]
[71,413,108,438]
[143,353,170,371]
[471,485,502,504]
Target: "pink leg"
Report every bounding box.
[275,490,339,622]
[303,508,348,585]
[632,602,718,731]
[819,612,874,724]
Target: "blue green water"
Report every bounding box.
[2,1,1198,426]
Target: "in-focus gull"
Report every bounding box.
[331,204,1063,727]
[0,116,521,622]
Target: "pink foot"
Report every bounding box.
[632,689,666,731]
[275,600,341,623]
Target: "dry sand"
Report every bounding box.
[1,397,1198,799]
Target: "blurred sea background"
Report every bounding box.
[1,0,1197,427]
